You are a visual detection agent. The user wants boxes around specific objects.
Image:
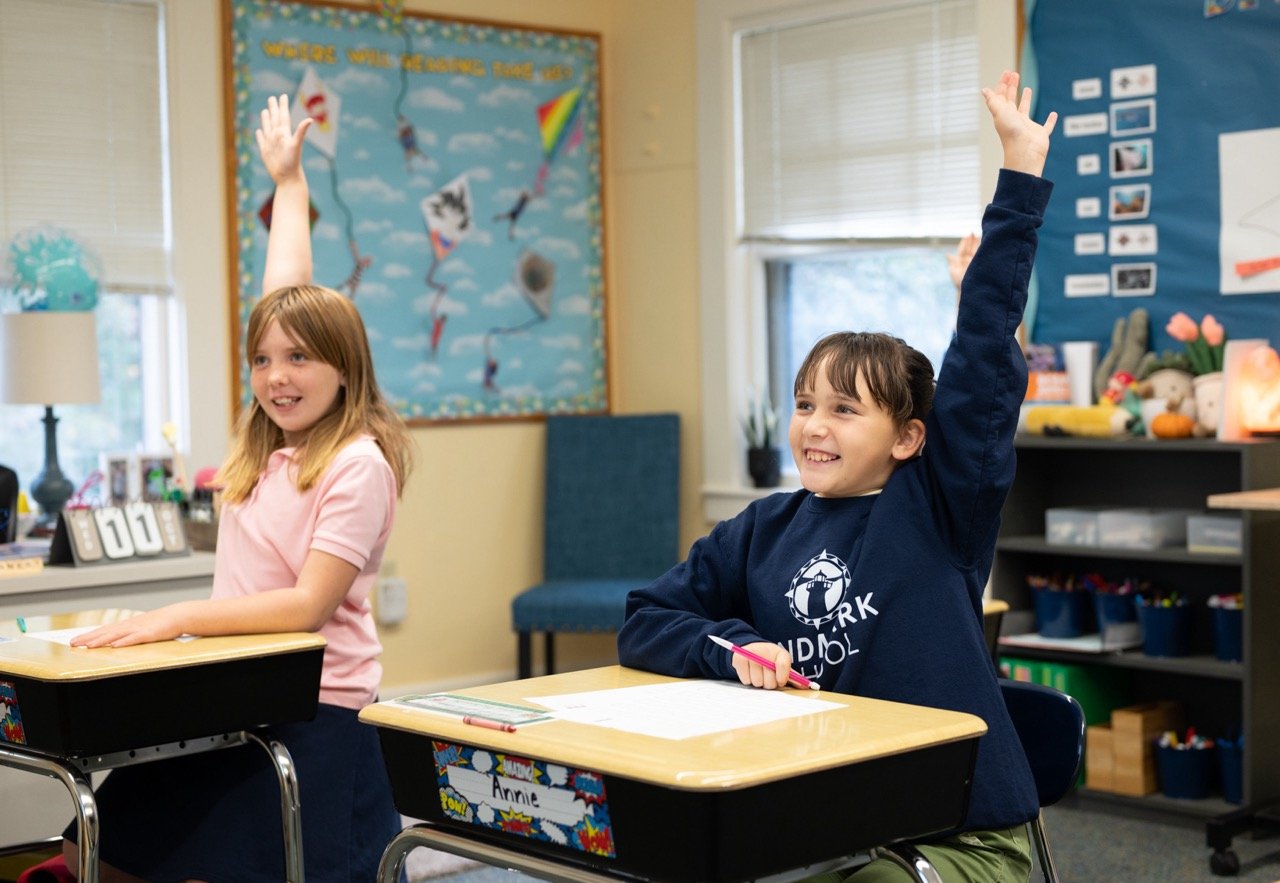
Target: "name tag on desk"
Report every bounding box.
[49,503,189,566]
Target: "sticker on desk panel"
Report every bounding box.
[433,741,615,858]
[0,680,26,746]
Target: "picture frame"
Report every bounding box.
[99,452,137,506]
[223,0,608,424]
[136,454,176,503]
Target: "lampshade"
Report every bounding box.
[1,311,101,405]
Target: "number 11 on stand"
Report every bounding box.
[50,502,189,565]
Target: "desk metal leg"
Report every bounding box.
[377,823,632,883]
[0,746,100,883]
[242,731,305,883]
[871,843,943,883]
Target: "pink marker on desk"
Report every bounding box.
[708,634,820,691]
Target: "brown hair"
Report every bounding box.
[217,285,414,503]
[793,331,935,427]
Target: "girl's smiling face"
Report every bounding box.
[250,318,343,446]
[789,357,924,497]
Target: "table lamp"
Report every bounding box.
[1237,344,1280,435]
[0,311,101,527]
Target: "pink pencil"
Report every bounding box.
[708,634,820,691]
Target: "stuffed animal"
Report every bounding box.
[1024,404,1135,438]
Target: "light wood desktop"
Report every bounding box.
[362,665,987,882]
[0,612,324,883]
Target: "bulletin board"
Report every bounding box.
[1026,0,1280,355]
[224,0,606,423]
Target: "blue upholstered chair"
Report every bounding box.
[875,679,1084,883]
[510,413,680,679]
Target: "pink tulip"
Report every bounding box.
[1201,315,1225,347]
[1166,312,1199,343]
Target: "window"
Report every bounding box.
[698,0,1014,520]
[0,0,176,513]
[765,247,959,421]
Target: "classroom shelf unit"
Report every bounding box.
[992,435,1280,875]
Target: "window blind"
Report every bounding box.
[738,0,980,241]
[0,0,170,294]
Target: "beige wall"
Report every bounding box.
[170,1,701,693]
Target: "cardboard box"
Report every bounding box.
[1109,701,1184,796]
[1085,724,1114,791]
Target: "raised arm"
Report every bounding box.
[255,94,314,295]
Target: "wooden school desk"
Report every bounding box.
[361,665,987,882]
[0,613,325,883]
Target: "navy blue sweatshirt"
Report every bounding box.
[618,168,1052,834]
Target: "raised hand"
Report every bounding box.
[255,93,311,186]
[981,70,1057,177]
[948,232,980,293]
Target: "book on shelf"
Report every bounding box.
[0,539,51,578]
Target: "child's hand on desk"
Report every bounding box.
[70,607,185,648]
[731,641,796,690]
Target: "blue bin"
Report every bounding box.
[1094,592,1138,630]
[1138,603,1192,657]
[1212,607,1243,662]
[1157,744,1216,800]
[1219,740,1243,804]
[1033,589,1091,638]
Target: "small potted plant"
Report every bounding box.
[741,388,781,488]
[1165,312,1227,432]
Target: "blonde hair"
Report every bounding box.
[217,285,414,503]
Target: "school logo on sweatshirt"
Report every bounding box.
[786,550,850,626]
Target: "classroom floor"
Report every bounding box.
[6,803,1278,882]
[411,798,1280,882]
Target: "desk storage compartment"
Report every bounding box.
[4,648,323,757]
[377,727,980,883]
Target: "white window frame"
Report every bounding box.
[696,0,1018,523]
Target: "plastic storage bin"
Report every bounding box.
[1219,738,1243,804]
[1033,588,1092,638]
[1212,606,1243,662]
[1045,507,1102,546]
[1138,603,1193,657]
[1098,508,1195,550]
[1157,744,1217,799]
[1187,514,1243,554]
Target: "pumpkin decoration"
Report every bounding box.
[1150,394,1196,439]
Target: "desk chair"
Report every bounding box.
[1002,678,1084,883]
[875,679,1084,883]
[510,413,680,679]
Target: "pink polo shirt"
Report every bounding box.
[212,435,396,710]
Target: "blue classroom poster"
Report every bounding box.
[227,1,606,422]
[1027,0,1280,355]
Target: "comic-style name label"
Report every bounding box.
[433,740,615,858]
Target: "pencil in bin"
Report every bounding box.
[708,634,821,691]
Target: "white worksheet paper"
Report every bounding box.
[532,680,842,740]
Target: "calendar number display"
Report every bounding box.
[51,502,189,566]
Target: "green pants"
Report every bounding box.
[803,825,1032,883]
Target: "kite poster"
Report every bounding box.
[226,0,606,422]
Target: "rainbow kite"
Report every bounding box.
[533,87,584,195]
